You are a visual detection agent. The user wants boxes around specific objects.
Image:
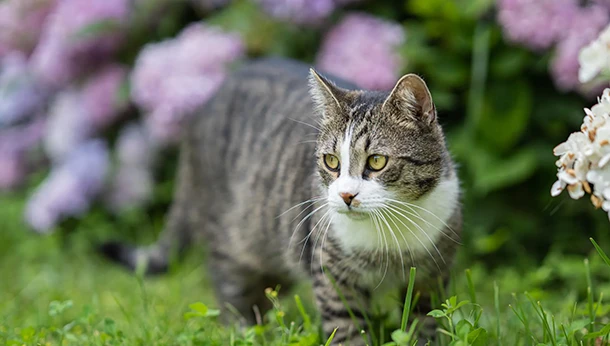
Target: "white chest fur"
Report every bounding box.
[329,175,460,260]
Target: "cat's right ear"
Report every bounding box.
[308,69,344,116]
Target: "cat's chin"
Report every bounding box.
[334,209,369,221]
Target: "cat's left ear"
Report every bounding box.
[382,74,436,125]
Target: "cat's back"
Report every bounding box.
[182,59,335,267]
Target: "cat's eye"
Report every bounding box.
[367,155,388,171]
[324,154,340,171]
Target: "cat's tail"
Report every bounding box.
[99,141,195,275]
[99,240,174,274]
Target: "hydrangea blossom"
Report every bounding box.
[131,23,244,144]
[105,123,155,212]
[579,24,610,84]
[29,0,130,87]
[255,0,362,25]
[0,0,57,57]
[25,140,109,232]
[497,0,577,50]
[552,89,610,219]
[44,64,128,161]
[0,119,44,189]
[497,0,610,93]
[0,53,48,126]
[550,4,609,91]
[315,13,405,90]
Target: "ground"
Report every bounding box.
[1,192,610,345]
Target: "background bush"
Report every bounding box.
[1,0,609,288]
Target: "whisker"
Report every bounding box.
[375,209,406,281]
[379,208,411,280]
[299,210,330,263]
[371,212,390,291]
[277,196,324,219]
[288,203,328,250]
[319,215,335,275]
[383,203,444,269]
[288,118,322,132]
[385,198,461,244]
[310,214,332,274]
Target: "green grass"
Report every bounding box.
[2,192,610,345]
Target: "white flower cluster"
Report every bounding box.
[552,89,610,219]
[579,24,610,84]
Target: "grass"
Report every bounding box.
[2,191,610,345]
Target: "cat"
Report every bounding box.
[102,57,462,345]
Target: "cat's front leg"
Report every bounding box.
[312,265,371,346]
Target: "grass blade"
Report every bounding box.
[591,238,610,268]
[401,267,417,332]
[324,328,338,346]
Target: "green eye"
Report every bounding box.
[367,155,388,171]
[324,154,340,171]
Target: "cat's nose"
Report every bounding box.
[339,192,358,206]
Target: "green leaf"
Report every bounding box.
[468,328,488,346]
[470,147,538,195]
[583,321,610,339]
[188,302,209,315]
[478,80,533,152]
[456,320,473,339]
[428,309,446,318]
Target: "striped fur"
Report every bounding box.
[101,58,462,345]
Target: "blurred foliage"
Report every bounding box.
[6,0,607,271]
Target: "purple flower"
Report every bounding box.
[0,0,57,57]
[105,123,155,212]
[257,0,335,25]
[105,124,155,211]
[25,139,109,233]
[315,13,405,90]
[550,4,609,92]
[81,64,128,129]
[497,0,578,50]
[29,0,130,88]
[131,22,244,144]
[44,64,128,161]
[0,53,49,126]
[0,120,44,189]
[255,0,363,25]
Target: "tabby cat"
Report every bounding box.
[103,58,462,345]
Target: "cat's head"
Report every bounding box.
[309,69,449,220]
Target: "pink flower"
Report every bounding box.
[25,139,109,233]
[550,4,609,92]
[0,53,49,126]
[497,0,578,50]
[131,22,244,144]
[0,0,56,57]
[30,0,130,87]
[44,64,128,160]
[315,13,405,90]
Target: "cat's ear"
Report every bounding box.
[382,74,436,124]
[308,68,344,115]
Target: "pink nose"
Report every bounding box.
[339,192,357,206]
